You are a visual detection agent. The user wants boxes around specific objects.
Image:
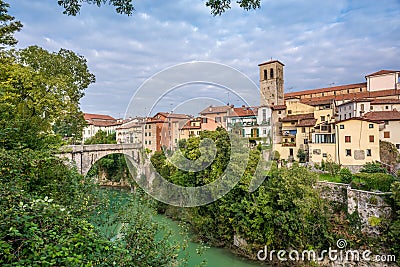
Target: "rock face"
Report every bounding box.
[315,181,392,235]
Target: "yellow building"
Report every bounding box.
[336,118,380,167]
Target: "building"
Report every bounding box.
[144,112,192,152]
[115,117,145,144]
[82,113,121,142]
[363,110,400,150]
[199,105,232,130]
[227,106,258,138]
[259,60,284,106]
[335,118,380,168]
[179,117,202,140]
[284,69,400,105]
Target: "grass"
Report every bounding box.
[318,173,342,183]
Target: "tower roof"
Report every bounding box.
[258,60,285,67]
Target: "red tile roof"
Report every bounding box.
[84,113,116,121]
[229,107,258,117]
[258,60,285,66]
[370,99,400,105]
[335,117,376,124]
[181,125,201,130]
[285,82,367,98]
[271,104,287,110]
[296,118,317,127]
[366,70,399,77]
[363,111,400,121]
[199,105,232,114]
[155,112,192,120]
[281,113,314,122]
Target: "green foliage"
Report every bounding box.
[388,182,400,264]
[0,46,94,149]
[57,0,261,16]
[84,130,117,145]
[325,156,340,177]
[339,168,353,184]
[360,162,387,174]
[0,0,22,47]
[272,150,280,161]
[296,148,306,163]
[352,172,396,192]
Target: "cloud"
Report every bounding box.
[8,0,400,117]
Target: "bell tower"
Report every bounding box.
[259,60,284,106]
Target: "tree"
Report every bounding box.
[296,148,306,163]
[0,0,22,47]
[57,0,261,16]
[0,46,94,149]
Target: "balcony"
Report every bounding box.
[282,142,296,147]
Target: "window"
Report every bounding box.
[321,116,325,122]
[149,132,151,136]
[291,138,295,142]
[370,106,373,110]
[384,131,390,138]
[304,139,308,144]
[384,121,389,125]
[145,140,147,144]
[278,111,282,114]
[215,117,221,123]
[340,125,344,129]
[288,110,292,115]
[302,127,306,133]
[323,153,327,158]
[369,135,374,142]
[396,144,400,149]
[291,122,296,125]
[385,106,389,110]
[366,149,372,157]
[369,124,374,128]
[345,149,352,156]
[145,132,147,136]
[345,136,351,143]
[263,129,267,134]
[262,109,267,122]
[270,68,274,79]
[149,141,151,145]
[202,118,208,123]
[349,113,352,118]
[263,69,268,80]
[145,125,147,129]
[344,114,347,119]
[361,104,364,111]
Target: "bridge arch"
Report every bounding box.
[59,144,146,177]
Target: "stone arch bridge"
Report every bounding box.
[58,144,149,176]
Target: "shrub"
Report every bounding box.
[360,162,387,174]
[352,172,396,192]
[339,168,353,184]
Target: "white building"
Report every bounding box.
[82,113,121,142]
[116,117,145,144]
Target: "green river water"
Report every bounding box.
[104,188,266,267]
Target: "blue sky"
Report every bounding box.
[8,0,400,118]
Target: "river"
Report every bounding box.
[103,187,265,267]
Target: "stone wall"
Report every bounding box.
[315,181,392,235]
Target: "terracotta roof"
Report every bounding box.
[363,111,400,121]
[116,120,143,130]
[181,125,201,130]
[84,113,116,121]
[87,120,121,127]
[335,117,376,124]
[296,119,317,127]
[271,104,287,110]
[337,99,372,107]
[155,112,192,120]
[229,107,258,117]
[285,82,367,98]
[370,99,400,105]
[258,60,285,66]
[199,105,232,114]
[281,113,314,122]
[366,70,399,77]
[304,99,334,106]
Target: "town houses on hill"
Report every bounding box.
[83,60,400,170]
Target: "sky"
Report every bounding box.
[8,0,400,118]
